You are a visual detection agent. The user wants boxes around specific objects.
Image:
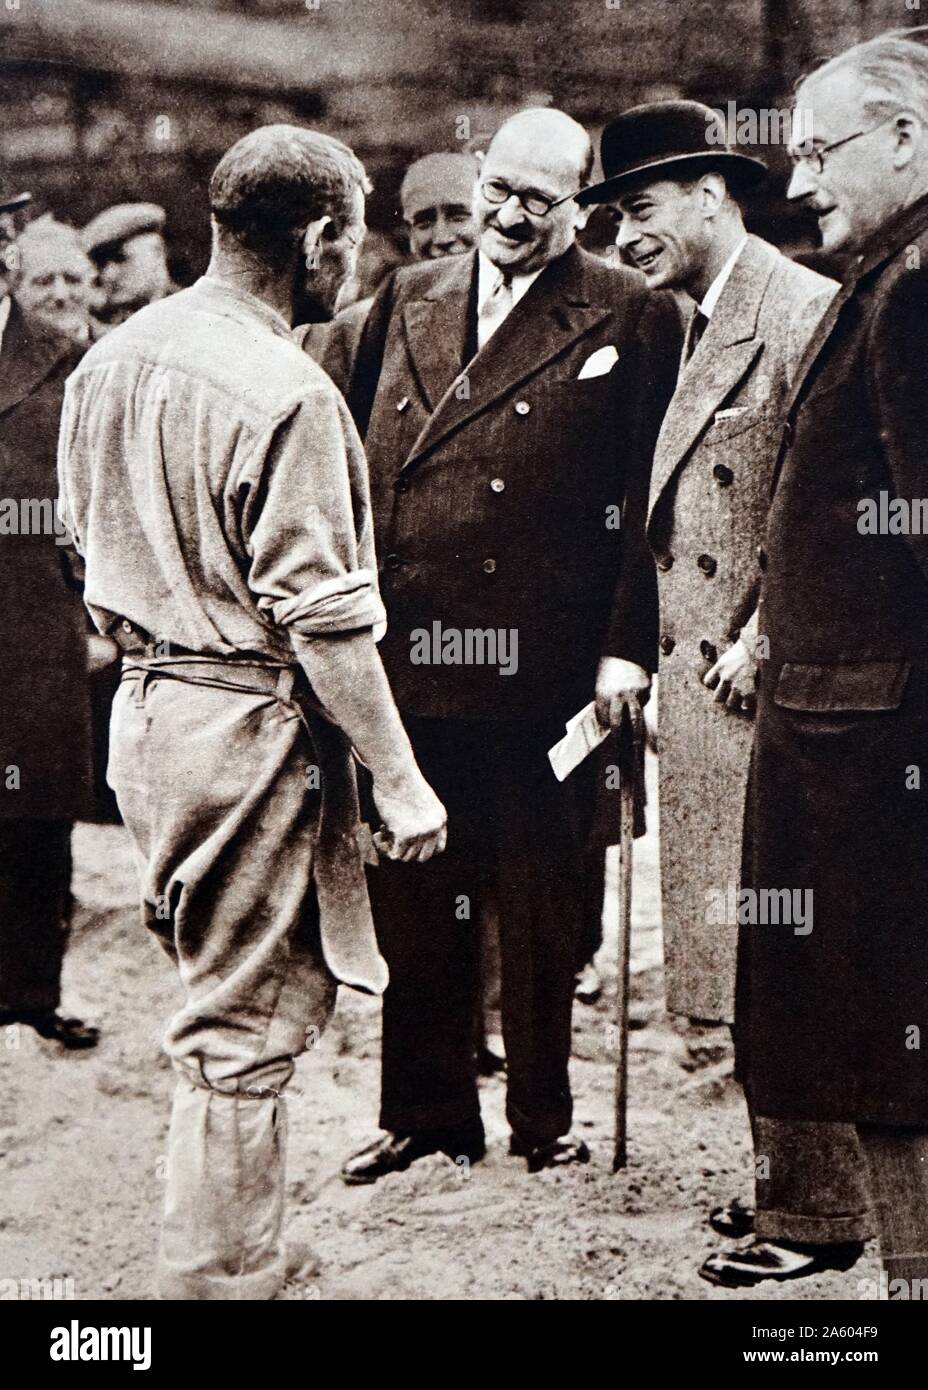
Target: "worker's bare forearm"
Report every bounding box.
[290,628,422,794]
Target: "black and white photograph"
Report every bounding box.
[1,0,927,1350]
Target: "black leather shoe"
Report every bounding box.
[510,1132,591,1173]
[574,963,603,1004]
[341,1123,486,1185]
[6,1010,100,1049]
[709,1198,755,1239]
[700,1239,865,1288]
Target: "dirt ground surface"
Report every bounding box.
[1,755,881,1302]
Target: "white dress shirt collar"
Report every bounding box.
[0,295,12,354]
[699,236,748,320]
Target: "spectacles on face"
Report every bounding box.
[787,113,897,175]
[479,178,582,218]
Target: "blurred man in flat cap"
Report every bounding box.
[580,99,873,1289]
[0,185,97,1050]
[81,202,177,329]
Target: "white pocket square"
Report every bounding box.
[577,345,619,379]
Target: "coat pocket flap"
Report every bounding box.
[773,660,911,712]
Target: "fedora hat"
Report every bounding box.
[577,100,767,205]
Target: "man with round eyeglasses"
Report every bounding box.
[336,106,682,1184]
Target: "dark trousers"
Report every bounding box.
[0,819,72,1014]
[372,715,586,1146]
[751,1110,872,1245]
[857,1125,928,1284]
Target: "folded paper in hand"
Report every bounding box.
[548,701,610,781]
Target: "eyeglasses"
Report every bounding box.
[787,114,897,175]
[479,178,582,217]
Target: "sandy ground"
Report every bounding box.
[0,754,881,1302]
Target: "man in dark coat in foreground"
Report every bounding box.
[736,28,928,1291]
[0,187,97,1048]
[335,108,681,1181]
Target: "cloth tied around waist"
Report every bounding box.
[118,645,389,996]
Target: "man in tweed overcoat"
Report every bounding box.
[582,100,873,1287]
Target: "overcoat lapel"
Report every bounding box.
[400,254,474,414]
[647,237,775,524]
[0,300,73,418]
[769,192,928,499]
[404,245,609,470]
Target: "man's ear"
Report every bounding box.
[698,172,727,217]
[892,112,921,170]
[574,203,593,232]
[302,215,332,270]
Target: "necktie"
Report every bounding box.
[477,270,513,349]
[685,308,710,363]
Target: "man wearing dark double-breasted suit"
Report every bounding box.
[0,186,96,1049]
[336,108,681,1180]
[737,29,928,1292]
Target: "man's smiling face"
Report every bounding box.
[787,66,919,253]
[610,178,712,294]
[475,118,589,276]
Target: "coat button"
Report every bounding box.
[713,464,734,486]
[656,554,674,572]
[482,558,497,574]
[395,476,409,493]
[757,545,767,571]
[783,420,794,447]
[659,634,675,656]
[385,553,403,570]
[697,553,717,577]
[396,396,410,412]
[514,400,531,415]
[700,639,717,662]
[490,478,506,493]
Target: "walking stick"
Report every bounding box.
[613,699,645,1172]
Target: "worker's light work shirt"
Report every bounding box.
[57,275,385,658]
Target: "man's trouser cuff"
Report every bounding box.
[755,1209,873,1246]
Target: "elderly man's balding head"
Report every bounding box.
[476,108,593,275]
[490,109,593,186]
